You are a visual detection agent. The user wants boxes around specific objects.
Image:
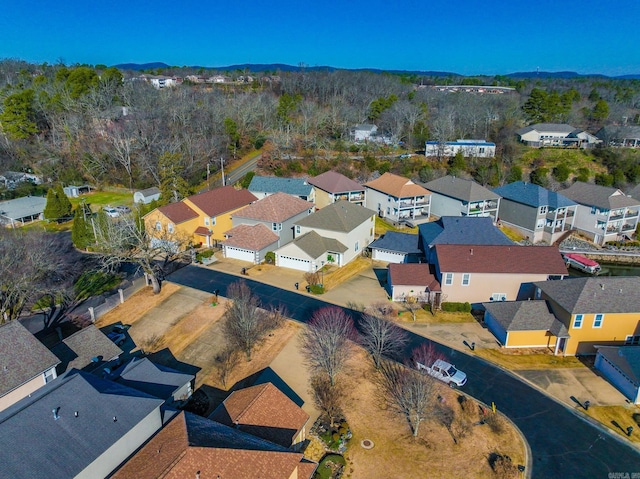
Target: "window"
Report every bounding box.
[461,273,470,286]
[204,217,209,226]
[535,287,542,299]
[536,219,545,229]
[295,225,301,234]
[539,206,547,214]
[355,241,359,252]
[573,314,583,329]
[211,217,216,226]
[625,335,640,345]
[591,206,597,215]
[272,223,282,232]
[155,221,162,231]
[167,223,174,233]
[491,293,506,301]
[444,273,453,286]
[593,314,603,328]
[479,147,485,154]
[43,368,56,384]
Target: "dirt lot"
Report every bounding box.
[335,348,526,479]
[95,283,526,476]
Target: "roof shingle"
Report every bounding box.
[233,192,313,223]
[308,171,364,194]
[295,200,375,232]
[222,223,280,250]
[364,172,431,198]
[186,185,257,217]
[157,201,199,224]
[425,175,500,202]
[388,263,441,290]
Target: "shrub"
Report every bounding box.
[195,249,215,262]
[309,284,325,294]
[552,163,571,182]
[441,302,471,312]
[488,453,519,478]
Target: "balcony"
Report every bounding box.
[547,209,575,220]
[399,198,429,208]
[621,223,636,231]
[625,209,639,218]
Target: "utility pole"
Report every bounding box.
[207,162,211,190]
[220,157,225,186]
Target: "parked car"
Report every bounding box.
[415,358,467,387]
[107,331,126,346]
[115,205,132,215]
[103,206,120,218]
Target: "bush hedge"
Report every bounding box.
[441,302,471,312]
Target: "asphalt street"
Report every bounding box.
[168,265,640,479]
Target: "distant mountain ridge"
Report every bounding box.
[113,62,640,79]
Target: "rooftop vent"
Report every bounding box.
[53,407,60,420]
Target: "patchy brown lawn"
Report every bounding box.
[396,308,476,324]
[585,404,640,444]
[325,349,526,479]
[95,282,181,327]
[475,348,585,370]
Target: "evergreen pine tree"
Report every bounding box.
[71,207,93,249]
[43,188,62,221]
[55,185,73,220]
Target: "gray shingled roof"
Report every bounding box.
[596,346,640,386]
[534,277,640,314]
[295,200,375,232]
[559,182,640,210]
[516,123,577,135]
[248,176,313,197]
[0,321,60,397]
[628,184,640,201]
[50,325,122,374]
[596,125,640,141]
[0,196,47,222]
[0,370,163,479]
[369,231,422,254]
[290,231,348,258]
[425,175,500,202]
[483,300,568,336]
[493,181,576,208]
[113,357,194,401]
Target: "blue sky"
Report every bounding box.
[1,0,639,76]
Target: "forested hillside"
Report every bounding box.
[1,59,639,198]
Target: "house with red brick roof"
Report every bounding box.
[221,223,280,264]
[112,411,316,479]
[231,192,314,247]
[364,172,431,224]
[144,186,256,248]
[387,263,441,306]
[308,170,366,208]
[210,382,310,450]
[433,244,567,304]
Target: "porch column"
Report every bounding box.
[553,339,560,356]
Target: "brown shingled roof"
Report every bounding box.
[233,192,313,223]
[186,185,257,217]
[308,170,364,193]
[157,201,198,224]
[388,263,441,290]
[435,244,567,274]
[364,172,431,198]
[222,224,279,251]
[210,382,309,448]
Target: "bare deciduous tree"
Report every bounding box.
[403,295,422,322]
[223,280,274,361]
[309,375,344,428]
[94,214,190,294]
[376,359,438,437]
[216,346,241,389]
[359,313,408,369]
[301,306,357,385]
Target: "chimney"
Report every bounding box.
[600,283,605,290]
[52,407,60,420]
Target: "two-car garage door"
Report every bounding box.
[224,246,257,263]
[277,254,312,272]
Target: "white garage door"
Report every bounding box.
[372,249,406,263]
[278,254,312,272]
[224,246,256,263]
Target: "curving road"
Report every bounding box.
[168,265,640,478]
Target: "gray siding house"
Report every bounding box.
[424,175,500,222]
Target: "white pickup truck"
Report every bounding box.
[415,358,467,387]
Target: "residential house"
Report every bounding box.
[493,181,577,244]
[352,123,378,142]
[424,140,496,158]
[418,216,513,263]
[275,201,375,271]
[516,123,600,148]
[483,300,569,353]
[0,369,165,479]
[210,382,310,450]
[112,411,317,479]
[50,325,122,375]
[387,263,441,305]
[0,196,47,227]
[364,172,431,224]
[221,223,280,264]
[248,175,315,202]
[369,231,422,263]
[112,357,194,408]
[144,186,257,248]
[559,182,640,245]
[533,276,640,355]
[231,192,314,246]
[594,346,640,404]
[596,125,640,148]
[433,244,567,304]
[424,175,501,222]
[308,170,366,208]
[133,187,161,204]
[0,171,41,189]
[0,320,60,412]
